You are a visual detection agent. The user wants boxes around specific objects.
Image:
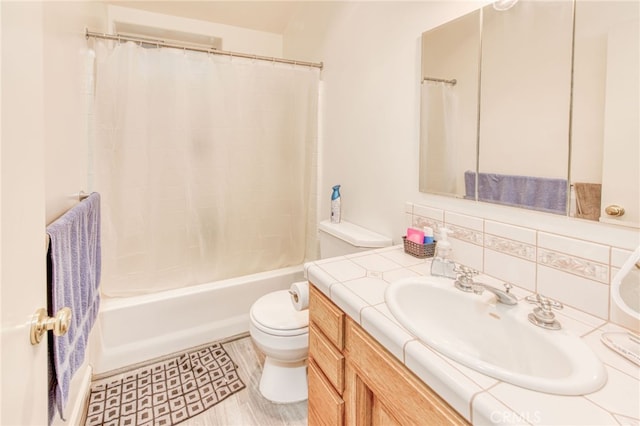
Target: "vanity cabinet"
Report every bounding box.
[308,283,468,426]
[308,284,346,425]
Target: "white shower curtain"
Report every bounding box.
[420,82,459,195]
[92,41,319,296]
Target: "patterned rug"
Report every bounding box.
[84,343,245,426]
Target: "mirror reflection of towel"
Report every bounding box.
[574,183,602,221]
[464,171,568,215]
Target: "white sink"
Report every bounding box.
[385,276,607,395]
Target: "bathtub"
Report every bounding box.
[91,265,305,374]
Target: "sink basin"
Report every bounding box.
[385,276,607,395]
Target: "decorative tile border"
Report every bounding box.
[409,202,613,283]
[537,248,609,284]
[447,224,483,246]
[411,212,484,246]
[411,215,442,233]
[404,201,634,322]
[484,235,536,261]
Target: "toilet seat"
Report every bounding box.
[250,290,309,337]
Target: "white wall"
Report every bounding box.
[44,1,106,224]
[284,1,488,242]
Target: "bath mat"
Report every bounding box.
[84,343,245,426]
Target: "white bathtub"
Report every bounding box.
[91,265,305,374]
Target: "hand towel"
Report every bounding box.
[574,182,602,221]
[465,171,567,214]
[46,192,101,423]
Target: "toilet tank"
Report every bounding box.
[318,220,393,258]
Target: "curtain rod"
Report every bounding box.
[423,77,457,86]
[85,29,323,70]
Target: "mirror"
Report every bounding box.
[419,10,480,197]
[477,1,573,215]
[571,1,639,227]
[419,0,640,227]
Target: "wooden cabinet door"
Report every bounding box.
[344,318,468,426]
[345,361,404,426]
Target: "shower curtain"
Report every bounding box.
[420,82,459,195]
[92,41,319,296]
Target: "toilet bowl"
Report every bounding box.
[249,220,392,403]
[249,290,309,403]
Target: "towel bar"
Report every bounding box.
[44,191,89,249]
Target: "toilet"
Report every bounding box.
[249,220,392,403]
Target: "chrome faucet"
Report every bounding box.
[454,266,518,305]
[475,282,518,305]
[525,294,563,330]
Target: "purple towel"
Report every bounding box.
[465,171,567,215]
[46,192,101,423]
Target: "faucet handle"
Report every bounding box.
[525,294,563,312]
[453,265,478,292]
[525,294,563,330]
[503,282,513,294]
[453,265,478,281]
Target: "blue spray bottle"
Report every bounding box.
[331,185,341,223]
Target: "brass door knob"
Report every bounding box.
[605,205,625,217]
[30,307,72,345]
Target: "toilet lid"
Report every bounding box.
[250,290,309,336]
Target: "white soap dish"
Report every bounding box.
[601,332,640,366]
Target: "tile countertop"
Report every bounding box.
[304,245,640,426]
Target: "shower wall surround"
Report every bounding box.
[405,201,638,331]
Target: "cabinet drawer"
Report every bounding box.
[309,324,345,394]
[308,359,344,426]
[309,284,344,350]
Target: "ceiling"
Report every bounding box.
[107,1,302,34]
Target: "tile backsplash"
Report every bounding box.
[405,201,638,331]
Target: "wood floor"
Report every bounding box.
[88,336,308,426]
[183,337,308,425]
